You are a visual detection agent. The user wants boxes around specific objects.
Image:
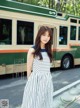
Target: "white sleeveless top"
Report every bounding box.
[32,48,51,74]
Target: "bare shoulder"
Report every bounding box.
[28,47,35,54]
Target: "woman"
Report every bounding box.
[21,26,54,108]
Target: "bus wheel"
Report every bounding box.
[61,56,72,69]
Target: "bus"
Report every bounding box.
[0,0,80,76]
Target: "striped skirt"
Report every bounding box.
[21,72,54,108]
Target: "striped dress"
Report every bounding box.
[21,46,54,108]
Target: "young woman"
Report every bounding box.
[21,26,54,108]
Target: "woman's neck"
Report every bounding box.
[40,43,45,49]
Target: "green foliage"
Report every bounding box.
[16,0,80,16]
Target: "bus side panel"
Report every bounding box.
[0,52,27,75]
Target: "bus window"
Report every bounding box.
[17,21,34,45]
[78,27,80,40]
[70,26,76,40]
[70,19,77,23]
[59,26,68,45]
[0,19,12,45]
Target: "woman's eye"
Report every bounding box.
[43,34,46,36]
[42,34,50,37]
[47,35,50,37]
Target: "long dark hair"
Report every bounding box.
[33,26,53,63]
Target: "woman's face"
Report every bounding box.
[40,31,50,45]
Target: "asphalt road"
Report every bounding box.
[0,66,80,108]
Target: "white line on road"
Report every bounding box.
[53,80,80,97]
[0,79,26,90]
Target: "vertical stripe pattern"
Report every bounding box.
[21,49,54,108]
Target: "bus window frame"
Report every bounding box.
[0,18,12,45]
[17,20,34,45]
[70,25,77,41]
[58,25,68,46]
[78,26,80,40]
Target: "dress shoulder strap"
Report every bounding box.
[31,45,36,50]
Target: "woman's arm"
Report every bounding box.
[27,48,35,79]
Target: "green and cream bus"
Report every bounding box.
[0,0,80,75]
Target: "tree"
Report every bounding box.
[15,0,80,16]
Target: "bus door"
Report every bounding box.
[52,27,57,49]
[51,27,57,67]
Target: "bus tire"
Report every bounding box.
[61,55,73,70]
